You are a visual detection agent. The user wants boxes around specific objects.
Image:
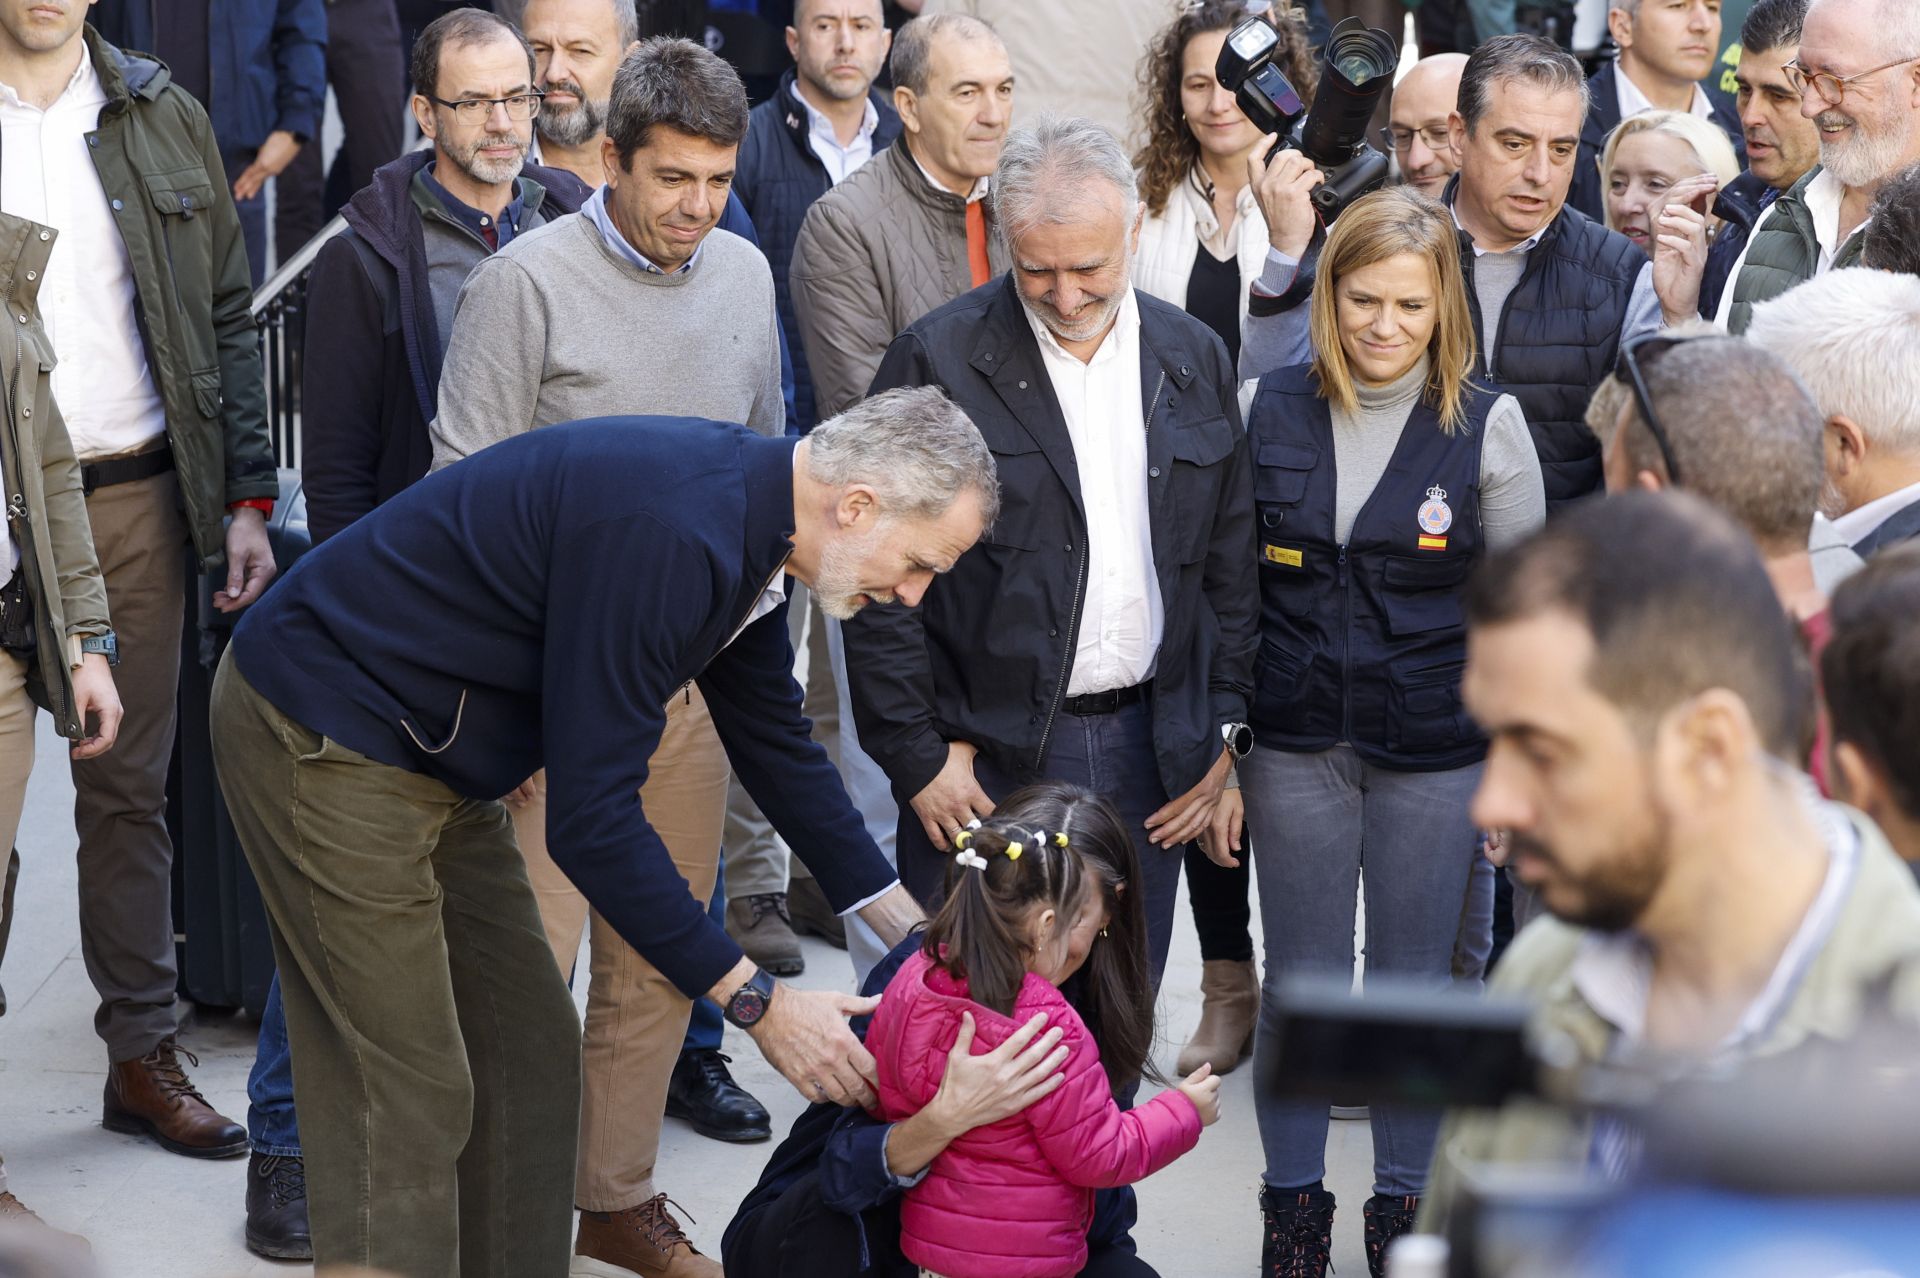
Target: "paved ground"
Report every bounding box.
[0,712,1376,1276]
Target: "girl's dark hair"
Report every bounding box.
[1132,1,1317,216]
[923,783,1160,1092]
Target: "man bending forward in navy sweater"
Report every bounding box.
[209,386,995,1278]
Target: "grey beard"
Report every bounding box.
[1818,112,1916,188]
[540,97,606,150]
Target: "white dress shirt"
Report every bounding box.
[1025,289,1161,696]
[1833,478,1920,546]
[0,53,167,461]
[795,88,879,187]
[1613,64,1716,124]
[1715,168,1866,326]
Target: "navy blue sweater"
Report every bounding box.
[231,419,898,997]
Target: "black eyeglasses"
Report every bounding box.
[1613,333,1687,485]
[425,91,544,123]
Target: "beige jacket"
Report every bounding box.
[1421,810,1920,1231]
[789,141,1011,420]
[0,213,111,740]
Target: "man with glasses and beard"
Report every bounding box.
[1720,0,1920,331]
[242,10,593,1258]
[1419,491,1920,1229]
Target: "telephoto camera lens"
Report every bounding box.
[1297,17,1401,168]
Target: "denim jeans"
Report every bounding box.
[893,698,1184,986]
[218,147,267,289]
[249,846,733,1155]
[1242,744,1484,1197]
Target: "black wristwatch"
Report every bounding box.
[80,632,119,667]
[722,967,777,1029]
[1222,721,1253,760]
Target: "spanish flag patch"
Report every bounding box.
[1417,535,1448,551]
[1263,544,1304,568]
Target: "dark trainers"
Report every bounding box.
[245,1153,313,1260]
[665,1048,771,1143]
[1260,1185,1336,1278]
[725,893,805,976]
[787,876,847,950]
[1363,1193,1420,1278]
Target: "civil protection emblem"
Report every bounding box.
[1417,485,1453,536]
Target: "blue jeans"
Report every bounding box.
[248,850,733,1154]
[218,146,268,289]
[893,698,1184,986]
[1241,744,1484,1197]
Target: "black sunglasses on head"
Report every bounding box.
[1613,333,1689,486]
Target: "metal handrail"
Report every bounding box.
[250,213,350,469]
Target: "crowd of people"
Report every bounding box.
[0,0,1918,1276]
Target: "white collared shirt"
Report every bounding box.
[1024,289,1162,696]
[794,87,879,187]
[1834,478,1920,546]
[911,150,990,204]
[1715,168,1865,326]
[1449,200,1548,257]
[0,53,167,461]
[1613,61,1716,124]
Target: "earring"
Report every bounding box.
[1098,928,1109,939]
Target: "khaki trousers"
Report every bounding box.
[512,684,730,1213]
[72,467,188,1059]
[211,655,581,1278]
[0,650,33,1029]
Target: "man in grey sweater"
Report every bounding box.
[429,37,780,1278]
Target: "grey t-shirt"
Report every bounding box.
[1328,355,1546,550]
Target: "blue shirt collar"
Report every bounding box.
[584,184,702,275]
[420,163,526,248]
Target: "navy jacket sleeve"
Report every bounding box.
[299,234,385,544]
[272,0,328,141]
[837,333,954,801]
[1200,336,1257,732]
[698,598,898,915]
[718,192,801,435]
[540,516,746,999]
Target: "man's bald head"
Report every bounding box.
[1390,53,1468,198]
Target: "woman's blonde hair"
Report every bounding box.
[1308,187,1478,432]
[1597,110,1742,233]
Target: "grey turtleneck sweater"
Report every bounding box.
[1329,355,1545,548]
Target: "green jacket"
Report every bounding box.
[59,27,278,565]
[1725,166,1868,335]
[0,213,113,739]
[1421,811,1920,1231]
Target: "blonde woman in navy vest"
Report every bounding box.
[1232,187,1545,1278]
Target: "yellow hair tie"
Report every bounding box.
[1054,832,1069,848]
[953,830,972,850]
[1006,841,1023,861]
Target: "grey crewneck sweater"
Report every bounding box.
[1329,355,1546,548]
[430,211,783,470]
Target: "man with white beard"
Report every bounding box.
[1719,0,1920,332]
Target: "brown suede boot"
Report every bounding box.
[0,1190,91,1252]
[573,1194,721,1278]
[101,1038,248,1158]
[1175,958,1259,1076]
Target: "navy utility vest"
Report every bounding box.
[1458,204,1643,510]
[1247,366,1493,772]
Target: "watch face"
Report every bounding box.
[728,986,770,1027]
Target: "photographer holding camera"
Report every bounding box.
[1420,490,1920,1231]
[1242,35,1660,511]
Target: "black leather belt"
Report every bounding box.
[80,445,174,497]
[1062,683,1148,716]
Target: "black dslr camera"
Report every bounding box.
[1216,15,1399,220]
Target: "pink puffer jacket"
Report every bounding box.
[866,951,1203,1278]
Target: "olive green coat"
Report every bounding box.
[58,28,278,564]
[0,214,112,739]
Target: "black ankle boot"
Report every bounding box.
[1363,1193,1420,1278]
[244,1152,312,1260]
[1260,1185,1336,1278]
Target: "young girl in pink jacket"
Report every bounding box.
[864,790,1223,1278]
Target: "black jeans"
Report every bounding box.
[1184,845,1254,963]
[276,0,408,254]
[894,699,1186,986]
[724,1170,1159,1278]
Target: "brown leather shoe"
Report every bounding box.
[0,1190,92,1252]
[572,1194,720,1278]
[101,1038,248,1159]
